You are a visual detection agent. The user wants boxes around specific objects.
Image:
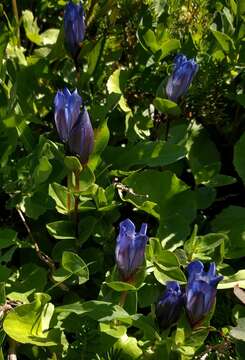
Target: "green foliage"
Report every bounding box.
[0,0,244,358]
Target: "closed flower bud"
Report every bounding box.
[166,54,198,102]
[156,281,184,330]
[54,88,94,164]
[186,261,223,327]
[64,1,85,59]
[115,219,148,281]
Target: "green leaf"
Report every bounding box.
[0,266,11,282]
[0,347,3,360]
[212,206,245,258]
[0,283,6,306]
[137,26,180,59]
[62,251,89,285]
[137,28,159,53]
[40,28,59,46]
[8,264,47,295]
[154,98,181,117]
[160,39,181,59]
[33,156,52,185]
[132,314,159,341]
[46,221,75,240]
[104,141,186,169]
[87,37,105,76]
[78,216,98,244]
[106,281,136,292]
[194,186,216,209]
[89,118,110,170]
[229,0,237,15]
[79,166,95,192]
[211,29,235,53]
[184,229,227,261]
[107,69,131,113]
[100,323,127,338]
[3,293,61,346]
[52,267,71,283]
[205,174,236,187]
[22,10,42,45]
[218,270,245,289]
[148,238,186,283]
[49,183,74,214]
[55,301,131,323]
[0,229,17,249]
[122,170,196,249]
[114,335,142,359]
[64,156,82,173]
[234,132,245,185]
[22,191,54,219]
[187,125,221,185]
[230,318,245,341]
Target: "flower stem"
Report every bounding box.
[165,116,170,141]
[12,0,20,46]
[67,172,73,214]
[119,291,128,307]
[8,338,17,360]
[74,170,81,242]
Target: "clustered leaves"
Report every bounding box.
[0,0,244,359]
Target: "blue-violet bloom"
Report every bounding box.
[186,260,223,327]
[115,219,148,280]
[156,281,184,330]
[166,54,198,102]
[54,88,94,164]
[64,1,85,59]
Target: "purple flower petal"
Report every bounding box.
[156,281,184,329]
[64,1,85,59]
[185,260,223,327]
[68,106,94,164]
[166,54,198,102]
[115,219,148,280]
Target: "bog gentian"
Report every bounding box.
[166,54,198,102]
[115,219,148,281]
[64,1,85,59]
[156,281,184,330]
[54,88,94,164]
[186,261,223,327]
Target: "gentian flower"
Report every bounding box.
[64,1,85,59]
[54,88,94,164]
[156,281,184,330]
[166,54,198,102]
[115,219,148,281]
[186,261,223,327]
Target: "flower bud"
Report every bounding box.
[64,1,85,59]
[166,54,198,102]
[185,261,223,327]
[156,281,184,330]
[68,106,94,165]
[54,88,94,164]
[115,219,148,281]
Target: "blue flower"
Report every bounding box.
[156,281,184,330]
[115,219,148,280]
[166,54,198,102]
[186,261,223,327]
[54,88,94,164]
[64,1,85,59]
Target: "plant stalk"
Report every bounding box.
[165,116,170,141]
[67,172,73,214]
[16,208,69,291]
[74,170,81,242]
[8,338,17,360]
[119,291,128,307]
[12,0,20,46]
